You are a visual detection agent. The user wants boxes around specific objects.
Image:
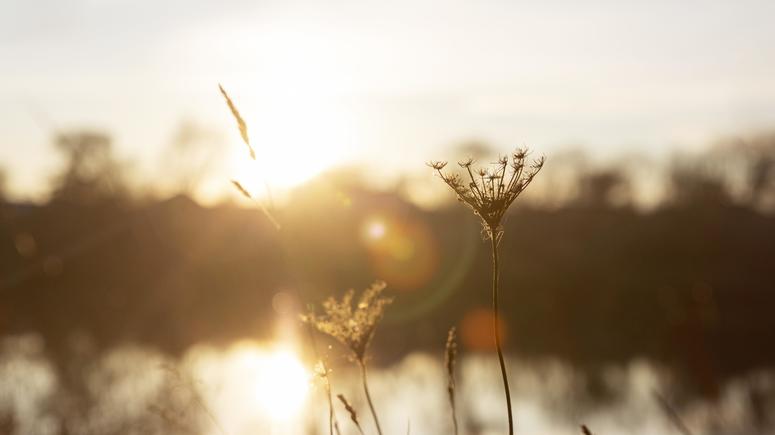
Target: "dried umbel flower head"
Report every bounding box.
[302,281,393,362]
[429,149,545,240]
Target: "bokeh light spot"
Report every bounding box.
[461,308,508,351]
[365,219,386,240]
[360,213,439,292]
[14,233,36,258]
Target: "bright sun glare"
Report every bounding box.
[228,95,352,196]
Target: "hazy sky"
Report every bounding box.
[3,0,775,200]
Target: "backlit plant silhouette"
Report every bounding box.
[302,281,393,435]
[429,150,545,435]
[219,84,280,229]
[219,83,549,434]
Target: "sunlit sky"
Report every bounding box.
[2,0,775,201]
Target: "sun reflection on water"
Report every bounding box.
[187,341,311,433]
[232,345,310,420]
[0,334,773,435]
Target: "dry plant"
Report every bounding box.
[313,360,342,435]
[151,363,228,435]
[429,149,545,435]
[337,394,366,435]
[653,390,694,435]
[445,327,459,435]
[218,84,254,160]
[303,281,393,435]
[218,84,280,229]
[581,424,593,435]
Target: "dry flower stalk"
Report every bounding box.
[303,281,392,435]
[302,281,393,362]
[430,149,545,435]
[313,360,342,435]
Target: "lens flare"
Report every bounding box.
[365,218,387,240]
[224,94,353,199]
[461,308,508,351]
[360,213,439,292]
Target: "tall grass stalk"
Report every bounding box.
[445,327,459,435]
[219,85,280,230]
[338,394,366,435]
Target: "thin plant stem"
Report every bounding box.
[323,369,341,435]
[490,229,514,435]
[327,387,335,435]
[301,311,340,435]
[449,383,459,435]
[653,390,693,435]
[450,394,459,435]
[359,359,384,435]
[445,327,459,435]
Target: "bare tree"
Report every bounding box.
[50,131,128,204]
[162,121,225,195]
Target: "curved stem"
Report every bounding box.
[490,231,514,434]
[359,359,384,435]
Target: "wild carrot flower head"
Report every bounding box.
[302,281,393,361]
[429,149,545,239]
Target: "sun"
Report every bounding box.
[227,94,351,197]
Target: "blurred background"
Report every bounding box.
[2,1,775,434]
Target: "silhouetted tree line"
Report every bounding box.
[2,129,775,398]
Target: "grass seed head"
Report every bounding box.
[218,84,255,160]
[445,327,457,383]
[337,394,365,435]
